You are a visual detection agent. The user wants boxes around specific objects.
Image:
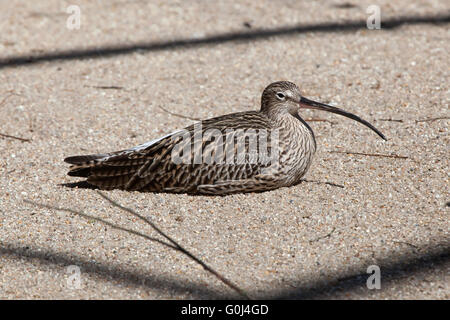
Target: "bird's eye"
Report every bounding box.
[276,92,286,100]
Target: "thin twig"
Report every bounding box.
[0,91,22,107]
[309,227,336,243]
[391,240,419,250]
[84,85,124,90]
[415,116,450,123]
[24,194,251,299]
[96,191,251,299]
[0,132,31,142]
[23,199,177,250]
[329,151,408,159]
[302,179,344,188]
[158,105,201,121]
[0,94,13,107]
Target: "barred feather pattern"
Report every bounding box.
[65,82,318,195]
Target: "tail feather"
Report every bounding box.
[67,164,142,178]
[64,154,110,165]
[67,167,92,177]
[89,165,142,178]
[87,173,135,189]
[64,150,150,189]
[65,153,110,178]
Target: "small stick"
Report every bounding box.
[323,181,344,188]
[391,240,419,250]
[158,105,201,121]
[24,195,251,299]
[96,191,251,299]
[302,179,344,188]
[379,118,403,123]
[0,95,13,107]
[415,116,450,123]
[0,91,22,107]
[84,85,124,90]
[0,132,31,142]
[23,199,177,250]
[329,151,408,159]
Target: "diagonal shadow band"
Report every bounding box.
[273,244,450,299]
[0,242,231,299]
[1,13,449,69]
[1,240,448,299]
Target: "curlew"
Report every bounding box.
[65,81,386,195]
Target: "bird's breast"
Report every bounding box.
[273,116,317,182]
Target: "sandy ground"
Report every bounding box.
[0,0,448,299]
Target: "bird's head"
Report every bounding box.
[260,81,386,140]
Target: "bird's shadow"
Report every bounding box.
[60,181,99,190]
[59,178,343,195]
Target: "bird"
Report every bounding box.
[64,81,386,195]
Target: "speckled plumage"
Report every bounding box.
[65,81,385,195]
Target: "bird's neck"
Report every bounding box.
[291,112,316,145]
[266,111,316,150]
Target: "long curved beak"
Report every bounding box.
[299,97,387,140]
